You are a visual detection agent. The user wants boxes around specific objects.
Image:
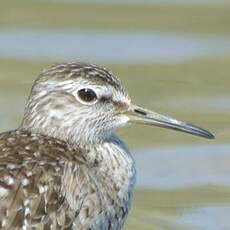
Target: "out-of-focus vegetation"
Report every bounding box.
[1,0,230,34]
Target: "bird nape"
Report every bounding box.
[0,62,214,230]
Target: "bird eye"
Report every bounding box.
[77,88,97,104]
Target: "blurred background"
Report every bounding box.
[1,0,230,229]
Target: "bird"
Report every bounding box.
[0,62,214,230]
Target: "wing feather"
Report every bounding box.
[0,130,77,229]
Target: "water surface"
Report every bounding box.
[1,29,230,62]
[178,206,230,230]
[133,144,230,188]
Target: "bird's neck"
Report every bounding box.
[20,120,110,148]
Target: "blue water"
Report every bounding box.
[134,144,230,230]
[133,144,230,188]
[171,206,230,230]
[1,29,230,63]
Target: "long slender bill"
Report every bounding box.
[123,105,215,139]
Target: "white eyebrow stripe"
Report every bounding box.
[40,80,75,87]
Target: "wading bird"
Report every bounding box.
[0,62,214,229]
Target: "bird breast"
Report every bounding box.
[60,135,136,229]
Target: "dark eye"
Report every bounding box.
[77,88,97,103]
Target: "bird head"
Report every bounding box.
[21,62,214,146]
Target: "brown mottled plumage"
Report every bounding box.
[0,130,134,229]
[0,62,214,229]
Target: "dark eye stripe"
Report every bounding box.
[99,96,112,103]
[77,88,97,103]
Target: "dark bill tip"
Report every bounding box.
[165,121,215,140]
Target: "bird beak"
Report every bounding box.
[123,105,215,139]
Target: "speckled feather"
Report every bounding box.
[0,63,136,230]
[0,130,135,230]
